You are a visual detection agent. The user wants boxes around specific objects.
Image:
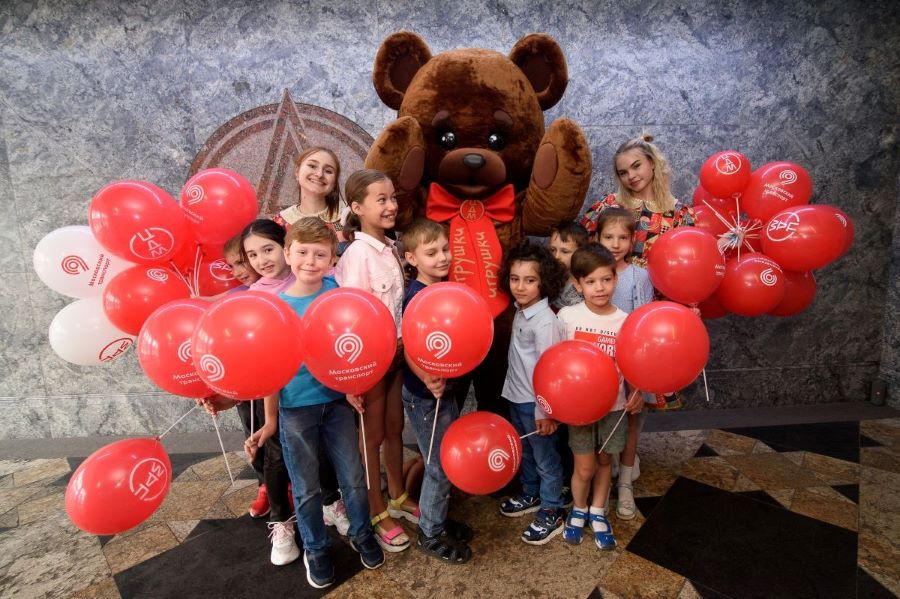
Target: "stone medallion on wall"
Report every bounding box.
[189,90,373,216]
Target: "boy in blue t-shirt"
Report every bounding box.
[252,217,384,588]
[401,219,474,563]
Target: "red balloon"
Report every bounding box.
[192,291,304,399]
[697,294,729,319]
[830,206,854,257]
[65,438,172,535]
[180,168,258,245]
[761,204,847,271]
[137,299,212,398]
[89,180,187,265]
[692,202,736,239]
[692,185,738,214]
[103,266,192,335]
[401,282,494,377]
[196,258,241,296]
[768,271,816,317]
[699,150,752,198]
[715,253,786,316]
[301,288,398,395]
[532,340,620,425]
[647,228,725,304]
[742,161,813,224]
[441,412,522,495]
[616,301,709,394]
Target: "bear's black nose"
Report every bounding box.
[463,153,486,169]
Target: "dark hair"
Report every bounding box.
[550,221,589,248]
[499,241,568,302]
[342,169,391,242]
[570,244,617,280]
[294,146,342,220]
[223,233,243,257]
[595,207,636,237]
[239,219,286,264]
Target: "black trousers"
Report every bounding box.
[235,400,340,522]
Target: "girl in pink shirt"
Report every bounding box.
[336,169,417,553]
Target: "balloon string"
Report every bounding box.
[734,195,743,261]
[425,395,442,465]
[156,404,198,439]
[192,245,202,297]
[702,368,711,403]
[360,414,371,491]
[211,413,235,486]
[168,260,194,294]
[520,430,540,440]
[597,410,628,455]
[250,399,255,434]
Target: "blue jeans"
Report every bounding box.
[507,400,563,510]
[279,399,373,554]
[402,386,459,537]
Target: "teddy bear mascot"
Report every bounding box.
[365,31,592,416]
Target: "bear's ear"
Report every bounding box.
[373,32,433,110]
[509,34,568,110]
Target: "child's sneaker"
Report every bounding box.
[302,550,334,588]
[248,484,270,518]
[563,507,589,545]
[350,534,386,570]
[323,499,351,536]
[268,516,301,565]
[589,509,616,550]
[500,493,540,517]
[521,507,566,545]
[616,482,636,520]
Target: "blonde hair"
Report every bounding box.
[613,132,676,213]
[294,146,342,221]
[403,219,447,253]
[284,217,338,254]
[343,169,391,242]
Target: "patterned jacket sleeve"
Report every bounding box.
[579,194,620,234]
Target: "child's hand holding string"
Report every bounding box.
[423,374,446,399]
[625,388,644,414]
[347,394,365,414]
[535,418,558,436]
[244,424,275,460]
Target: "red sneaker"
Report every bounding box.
[249,484,270,519]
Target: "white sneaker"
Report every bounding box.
[322,499,351,536]
[268,516,300,566]
[616,483,636,520]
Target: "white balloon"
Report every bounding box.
[48,298,136,366]
[33,225,134,299]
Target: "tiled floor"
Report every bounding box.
[1,417,898,598]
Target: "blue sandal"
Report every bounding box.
[589,511,617,550]
[563,508,589,545]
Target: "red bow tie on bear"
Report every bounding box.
[426,183,514,318]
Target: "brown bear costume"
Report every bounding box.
[365,32,592,415]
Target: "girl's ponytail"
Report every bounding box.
[343,169,390,243]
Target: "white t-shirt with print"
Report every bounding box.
[557,301,628,411]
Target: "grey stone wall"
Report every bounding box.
[1,0,897,438]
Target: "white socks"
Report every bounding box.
[589,505,608,533]
[570,506,588,527]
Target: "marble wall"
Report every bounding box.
[1,0,897,438]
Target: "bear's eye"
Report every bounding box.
[439,131,458,150]
[487,132,506,151]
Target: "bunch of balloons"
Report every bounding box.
[33,169,258,367]
[658,150,854,318]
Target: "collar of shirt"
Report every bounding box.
[515,297,550,319]
[354,231,395,254]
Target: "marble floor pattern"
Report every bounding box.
[0,418,898,598]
